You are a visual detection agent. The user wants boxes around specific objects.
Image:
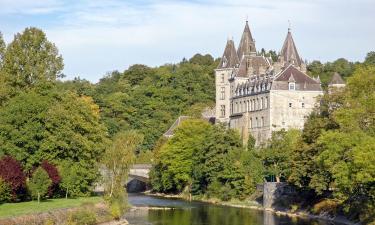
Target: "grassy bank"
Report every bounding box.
[0,196,103,218]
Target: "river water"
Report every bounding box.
[126,194,344,225]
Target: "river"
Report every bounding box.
[125,194,345,225]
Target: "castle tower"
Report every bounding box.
[276,28,306,73]
[215,39,239,124]
[237,21,257,60]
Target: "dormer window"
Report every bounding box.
[289,82,295,91]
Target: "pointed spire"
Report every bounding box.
[218,39,240,69]
[237,21,257,59]
[279,28,303,67]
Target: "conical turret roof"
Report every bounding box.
[218,39,240,69]
[329,72,345,85]
[237,21,256,59]
[280,29,303,67]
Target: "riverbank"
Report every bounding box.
[144,192,358,225]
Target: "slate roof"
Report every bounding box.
[237,21,257,59]
[217,39,240,69]
[272,65,322,91]
[236,55,270,77]
[279,29,303,67]
[329,72,345,85]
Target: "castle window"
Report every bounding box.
[250,100,254,111]
[289,82,295,91]
[235,102,238,113]
[247,100,250,111]
[257,98,260,110]
[249,118,252,128]
[302,102,305,108]
[256,117,258,127]
[261,117,264,127]
[240,102,242,112]
[221,74,225,83]
[265,97,268,109]
[261,97,264,110]
[289,103,292,108]
[220,105,225,117]
[220,87,225,100]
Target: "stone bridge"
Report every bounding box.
[127,164,152,193]
[95,164,152,193]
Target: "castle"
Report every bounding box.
[215,21,326,144]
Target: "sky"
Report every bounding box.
[0,0,374,83]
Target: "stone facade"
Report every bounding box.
[215,21,324,145]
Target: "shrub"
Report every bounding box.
[109,201,122,220]
[0,178,12,203]
[312,199,339,215]
[0,156,26,199]
[67,210,97,225]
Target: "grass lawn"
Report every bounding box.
[0,196,103,218]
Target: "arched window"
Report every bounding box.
[247,100,250,111]
[249,118,252,128]
[265,97,268,109]
[221,74,225,83]
[256,117,259,127]
[261,117,264,127]
[261,97,264,110]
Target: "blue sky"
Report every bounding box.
[0,0,374,82]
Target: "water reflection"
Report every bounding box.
[126,194,342,225]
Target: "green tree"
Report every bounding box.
[262,129,300,182]
[0,91,108,194]
[102,131,142,198]
[59,161,80,199]
[28,167,52,203]
[364,51,375,65]
[1,27,63,93]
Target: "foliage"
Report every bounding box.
[102,131,142,200]
[151,119,261,200]
[0,90,108,194]
[58,161,89,198]
[261,129,301,182]
[364,51,375,65]
[0,178,12,203]
[307,58,356,88]
[92,56,217,152]
[41,160,61,197]
[28,167,52,203]
[312,199,339,216]
[0,156,26,199]
[1,27,63,95]
[289,64,375,223]
[67,209,96,225]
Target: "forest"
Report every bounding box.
[0,27,374,224]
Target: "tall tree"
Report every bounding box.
[1,27,63,92]
[102,131,142,198]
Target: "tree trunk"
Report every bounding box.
[66,187,68,199]
[276,176,280,183]
[37,192,40,204]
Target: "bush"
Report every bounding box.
[109,201,122,220]
[312,199,339,215]
[0,178,12,203]
[67,210,96,225]
[0,156,26,199]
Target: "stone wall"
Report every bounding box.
[263,182,296,209]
